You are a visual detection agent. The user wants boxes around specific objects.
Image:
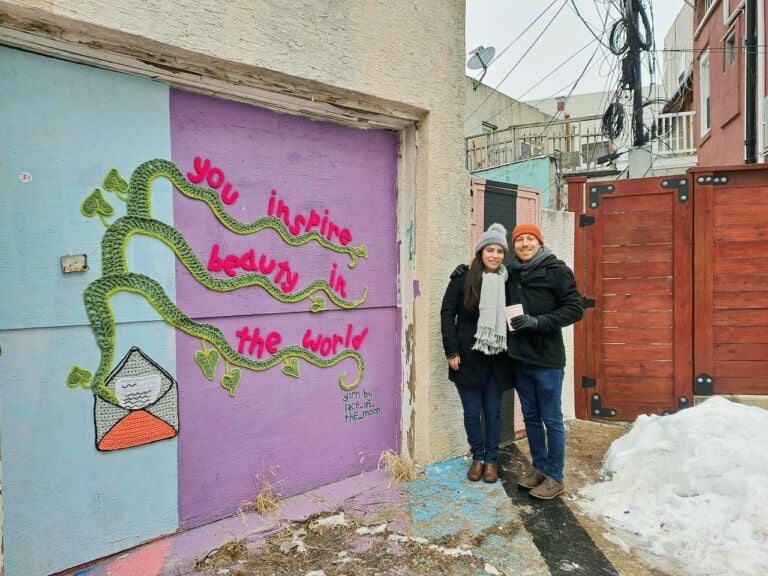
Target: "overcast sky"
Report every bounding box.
[465,0,688,104]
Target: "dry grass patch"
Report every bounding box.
[378,448,420,484]
[239,455,284,517]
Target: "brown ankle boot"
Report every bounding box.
[482,463,498,483]
[467,460,484,481]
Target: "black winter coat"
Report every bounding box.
[440,267,516,388]
[505,252,583,368]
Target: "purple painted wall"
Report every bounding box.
[169,90,401,528]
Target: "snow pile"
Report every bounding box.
[577,397,768,576]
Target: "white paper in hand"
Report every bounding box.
[505,304,524,332]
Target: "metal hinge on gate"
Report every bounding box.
[581,376,597,388]
[660,177,690,203]
[590,393,617,417]
[694,373,714,395]
[588,184,615,209]
[581,296,595,309]
[579,214,595,227]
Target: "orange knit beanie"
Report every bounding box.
[511,222,543,245]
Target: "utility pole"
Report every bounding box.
[625,0,653,177]
[628,0,645,147]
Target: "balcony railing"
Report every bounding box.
[465,111,696,173]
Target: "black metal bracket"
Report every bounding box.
[588,184,615,209]
[660,177,690,203]
[581,376,596,389]
[695,174,730,186]
[590,393,617,417]
[579,214,595,227]
[581,296,596,309]
[694,373,714,395]
[662,396,691,415]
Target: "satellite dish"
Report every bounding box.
[467,45,496,70]
[467,45,495,90]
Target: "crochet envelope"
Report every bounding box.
[94,347,179,451]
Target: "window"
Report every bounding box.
[703,0,715,12]
[699,49,711,134]
[725,30,736,69]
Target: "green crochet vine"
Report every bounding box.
[72,159,369,398]
[123,159,368,268]
[101,216,367,309]
[71,273,363,401]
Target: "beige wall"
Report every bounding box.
[0,0,470,465]
[465,77,553,136]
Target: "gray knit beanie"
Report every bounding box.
[474,223,508,254]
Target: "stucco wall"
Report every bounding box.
[0,1,470,573]
[540,209,577,421]
[0,0,469,459]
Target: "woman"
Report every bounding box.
[506,222,583,500]
[440,223,515,483]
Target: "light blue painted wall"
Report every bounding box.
[0,47,176,329]
[472,156,552,207]
[0,48,178,576]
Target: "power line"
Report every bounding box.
[481,0,563,70]
[569,0,613,51]
[466,0,570,123]
[464,37,598,136]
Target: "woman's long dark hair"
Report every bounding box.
[463,255,484,310]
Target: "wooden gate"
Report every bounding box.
[569,165,768,422]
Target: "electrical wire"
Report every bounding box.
[464,36,597,135]
[479,0,563,71]
[526,3,616,138]
[569,0,613,51]
[483,0,571,94]
[466,0,570,123]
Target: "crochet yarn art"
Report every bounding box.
[70,159,368,406]
[94,347,179,451]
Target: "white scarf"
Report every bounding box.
[472,266,508,355]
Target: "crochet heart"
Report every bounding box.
[282,357,300,378]
[221,368,242,396]
[66,365,92,388]
[194,348,220,380]
[102,168,129,193]
[81,188,115,217]
[310,296,327,312]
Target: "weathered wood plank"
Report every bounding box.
[603,343,672,361]
[602,276,673,295]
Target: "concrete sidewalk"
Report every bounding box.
[62,439,628,576]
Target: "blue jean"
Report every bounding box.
[515,362,566,483]
[455,371,503,464]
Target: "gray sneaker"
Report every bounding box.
[529,475,564,500]
[516,468,545,489]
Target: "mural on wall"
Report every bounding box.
[95,346,179,450]
[70,157,372,448]
[1,49,400,575]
